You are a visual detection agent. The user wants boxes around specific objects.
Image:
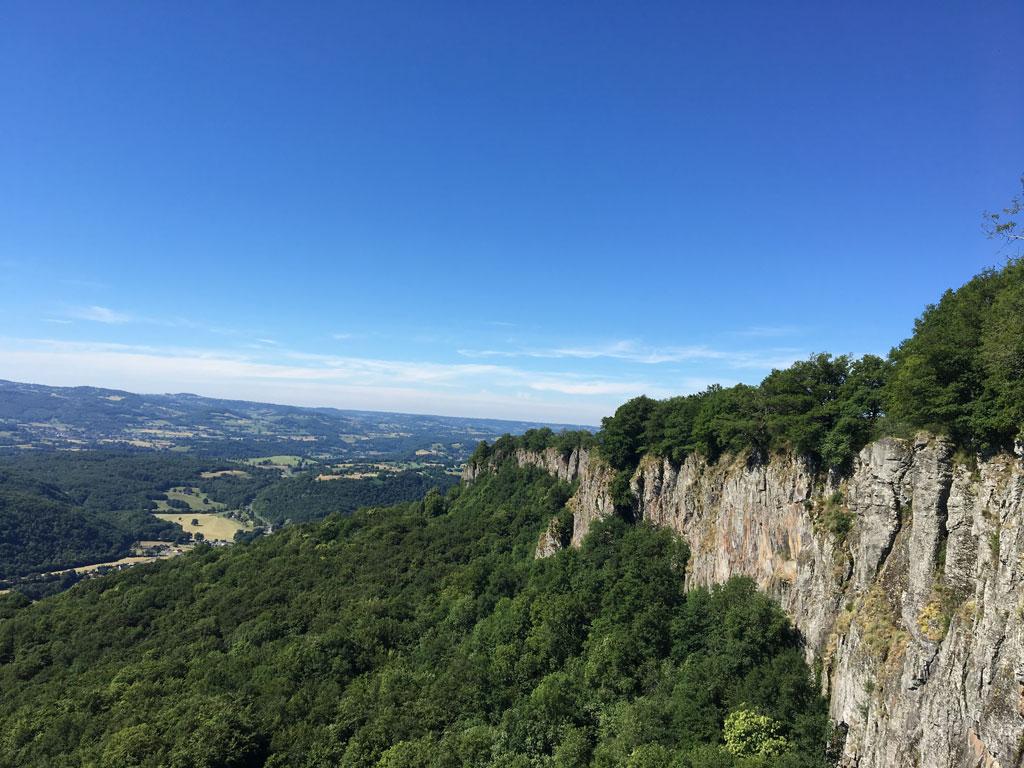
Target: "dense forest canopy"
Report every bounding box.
[0,462,830,767]
[475,260,1024,481]
[251,468,459,526]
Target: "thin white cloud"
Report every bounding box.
[458,339,804,369]
[62,305,212,331]
[526,377,665,396]
[67,305,133,324]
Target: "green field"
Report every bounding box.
[243,455,308,468]
[153,486,225,512]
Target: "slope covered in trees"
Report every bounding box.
[0,465,188,581]
[0,462,830,767]
[251,467,459,526]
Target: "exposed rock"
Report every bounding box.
[482,436,1024,768]
[535,516,565,559]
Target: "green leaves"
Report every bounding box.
[723,709,789,758]
[886,259,1024,454]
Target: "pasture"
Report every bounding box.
[153,486,225,512]
[154,513,250,542]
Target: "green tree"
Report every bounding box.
[600,397,658,470]
[984,175,1023,244]
[723,709,789,758]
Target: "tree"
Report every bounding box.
[723,709,789,758]
[600,397,657,470]
[984,175,1024,244]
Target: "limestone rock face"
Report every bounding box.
[479,436,1024,768]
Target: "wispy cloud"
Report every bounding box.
[67,305,133,324]
[0,329,803,423]
[458,339,804,370]
[62,304,211,331]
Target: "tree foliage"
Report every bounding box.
[597,354,889,475]
[886,259,1024,453]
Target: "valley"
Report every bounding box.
[0,392,587,596]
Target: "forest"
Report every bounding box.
[0,462,830,767]
[251,468,459,526]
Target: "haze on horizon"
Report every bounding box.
[1,2,1021,424]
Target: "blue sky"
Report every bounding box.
[1,2,1021,424]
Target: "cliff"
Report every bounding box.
[463,437,1024,768]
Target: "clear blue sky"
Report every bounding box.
[1,2,1021,424]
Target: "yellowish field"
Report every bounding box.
[316,471,379,481]
[18,545,195,582]
[74,556,162,573]
[136,428,197,437]
[155,513,250,541]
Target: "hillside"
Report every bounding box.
[0,385,585,588]
[0,463,830,767]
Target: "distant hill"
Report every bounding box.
[0,380,593,461]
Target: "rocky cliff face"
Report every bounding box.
[464,437,1024,768]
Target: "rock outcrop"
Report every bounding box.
[464,436,1024,768]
